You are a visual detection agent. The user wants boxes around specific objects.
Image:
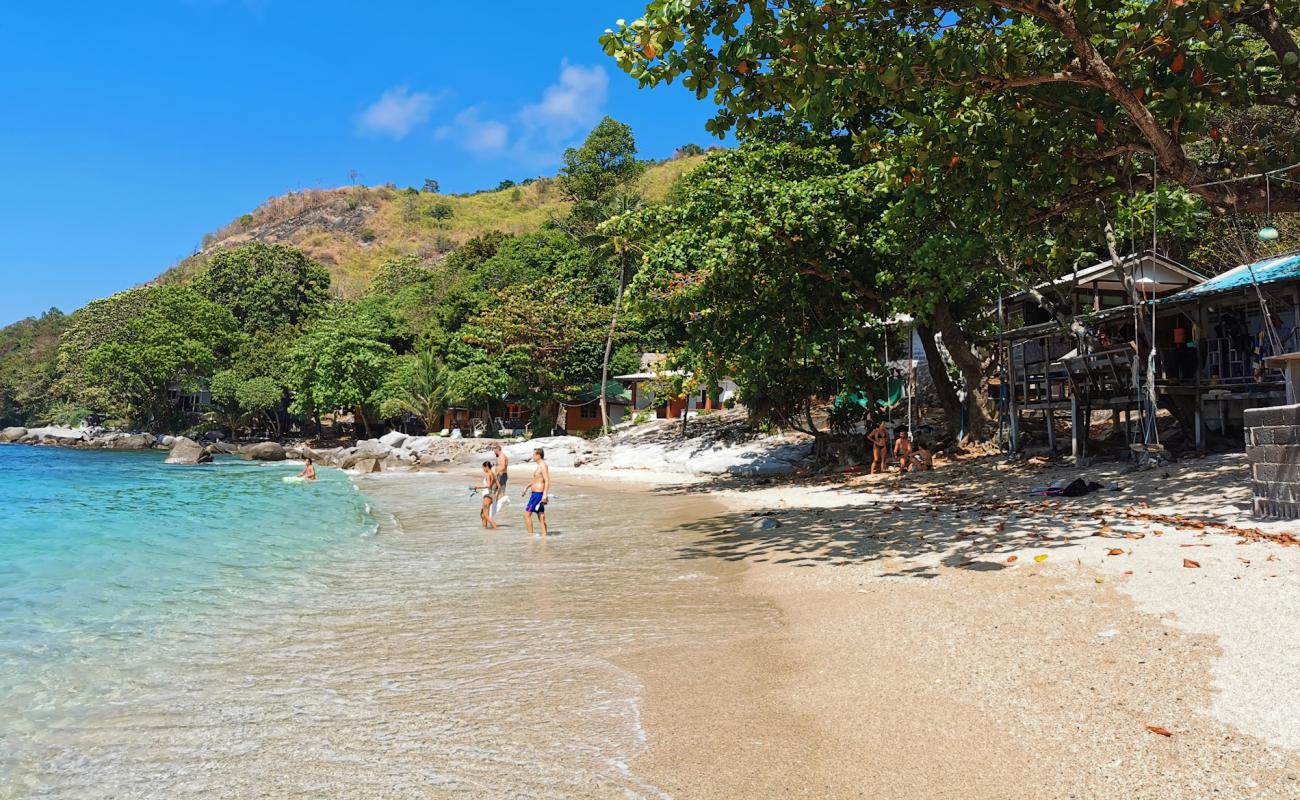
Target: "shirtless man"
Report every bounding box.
[491,444,510,516]
[522,448,550,537]
[893,429,913,474]
[867,420,889,474]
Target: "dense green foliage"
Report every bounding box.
[596,0,1298,439]
[59,286,240,428]
[0,309,68,426]
[196,242,331,332]
[603,0,1300,219]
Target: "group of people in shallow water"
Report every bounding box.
[866,421,933,476]
[293,443,553,536]
[477,444,551,536]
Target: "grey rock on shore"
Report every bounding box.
[164,436,212,465]
[100,432,157,450]
[242,441,287,461]
[0,427,27,443]
[21,426,88,445]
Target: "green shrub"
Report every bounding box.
[428,202,454,221]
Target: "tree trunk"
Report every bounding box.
[599,258,629,434]
[916,324,963,438]
[932,301,993,440]
[355,404,370,439]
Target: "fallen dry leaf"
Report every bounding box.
[1006,555,1018,563]
[1124,532,1146,540]
[1034,554,1048,563]
[1183,558,1201,568]
[995,522,1006,532]
[1124,570,1134,575]
[1099,525,1114,535]
[1180,543,1212,548]
[1145,725,1173,737]
[1108,548,1125,556]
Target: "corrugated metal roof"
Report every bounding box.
[1161,251,1300,303]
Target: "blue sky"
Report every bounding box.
[0,1,722,326]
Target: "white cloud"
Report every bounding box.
[519,62,609,143]
[356,86,439,140]
[435,62,610,164]
[435,108,509,154]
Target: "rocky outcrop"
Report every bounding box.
[21,426,88,445]
[102,432,157,450]
[242,441,287,461]
[0,427,27,443]
[164,436,212,465]
[379,431,409,449]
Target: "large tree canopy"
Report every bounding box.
[59,286,239,425]
[603,0,1300,216]
[196,241,331,333]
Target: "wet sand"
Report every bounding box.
[620,456,1300,798]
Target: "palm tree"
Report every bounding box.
[586,194,644,433]
[389,350,447,434]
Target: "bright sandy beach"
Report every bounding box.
[567,451,1300,799]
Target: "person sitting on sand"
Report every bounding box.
[479,461,500,530]
[908,440,933,473]
[893,429,913,473]
[522,448,550,537]
[296,457,317,481]
[867,420,889,475]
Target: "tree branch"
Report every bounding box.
[1240,3,1300,66]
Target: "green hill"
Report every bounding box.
[158,155,704,298]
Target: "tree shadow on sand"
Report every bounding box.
[669,499,1081,578]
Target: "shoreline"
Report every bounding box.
[9,443,1300,796]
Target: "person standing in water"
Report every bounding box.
[295,457,317,481]
[491,444,510,515]
[522,448,550,537]
[478,461,500,529]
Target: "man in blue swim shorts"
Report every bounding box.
[522,447,550,537]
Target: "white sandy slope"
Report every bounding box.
[707,452,1300,754]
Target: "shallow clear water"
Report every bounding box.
[0,447,763,799]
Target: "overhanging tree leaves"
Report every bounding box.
[602,0,1300,216]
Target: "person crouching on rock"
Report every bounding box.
[908,440,933,473]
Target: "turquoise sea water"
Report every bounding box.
[0,445,374,791]
[1,444,766,798]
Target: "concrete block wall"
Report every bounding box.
[1244,404,1300,519]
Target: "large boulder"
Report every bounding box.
[354,439,393,459]
[164,437,211,465]
[351,457,382,474]
[104,433,156,450]
[379,431,409,449]
[0,427,27,443]
[209,441,240,455]
[22,426,88,445]
[242,441,287,461]
[401,435,436,453]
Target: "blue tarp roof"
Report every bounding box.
[1161,251,1300,303]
